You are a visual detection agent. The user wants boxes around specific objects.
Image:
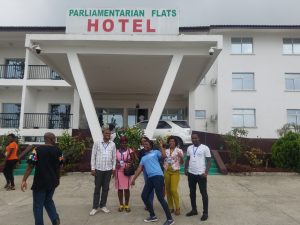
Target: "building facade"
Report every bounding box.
[1,3,300,142]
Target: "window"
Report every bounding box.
[287,109,300,125]
[283,38,300,54]
[285,73,300,90]
[49,104,71,129]
[5,59,25,79]
[161,108,185,120]
[0,103,21,128]
[195,110,206,119]
[157,121,172,129]
[231,38,253,54]
[232,109,256,127]
[232,73,255,90]
[96,108,123,129]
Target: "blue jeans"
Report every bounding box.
[33,189,59,225]
[142,175,172,221]
[143,172,154,205]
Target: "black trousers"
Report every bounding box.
[93,170,112,209]
[3,159,18,186]
[187,172,208,215]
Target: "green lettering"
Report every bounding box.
[69,9,74,16]
[172,10,177,17]
[79,10,84,16]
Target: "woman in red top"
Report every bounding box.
[3,133,19,190]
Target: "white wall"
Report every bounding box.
[216,30,300,138]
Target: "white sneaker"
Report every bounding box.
[89,209,98,216]
[100,206,110,213]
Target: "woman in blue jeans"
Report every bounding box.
[131,139,174,225]
[138,136,155,209]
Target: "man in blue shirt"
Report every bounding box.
[131,140,174,225]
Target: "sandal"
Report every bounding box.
[124,205,131,213]
[118,205,124,212]
[175,208,180,216]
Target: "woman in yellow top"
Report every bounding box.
[159,136,184,216]
[3,133,19,190]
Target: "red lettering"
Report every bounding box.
[103,19,114,32]
[87,19,99,32]
[118,19,129,32]
[133,19,143,32]
[146,19,156,33]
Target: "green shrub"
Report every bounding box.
[224,128,248,165]
[272,131,300,172]
[58,131,87,165]
[114,126,143,150]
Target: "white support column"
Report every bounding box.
[188,89,196,130]
[72,89,80,129]
[19,49,30,132]
[67,52,102,141]
[145,55,183,139]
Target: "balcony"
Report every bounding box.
[0,65,24,79]
[28,65,63,80]
[24,113,73,129]
[0,113,20,128]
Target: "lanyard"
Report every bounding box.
[120,149,126,161]
[102,142,109,150]
[193,145,199,157]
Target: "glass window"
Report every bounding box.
[49,104,71,129]
[195,110,206,119]
[232,73,254,90]
[285,73,300,90]
[161,108,185,120]
[172,120,190,128]
[287,109,300,125]
[5,59,25,79]
[1,103,21,128]
[232,108,256,127]
[157,121,172,129]
[96,108,123,129]
[231,38,253,54]
[283,38,300,54]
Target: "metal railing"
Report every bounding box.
[0,65,24,79]
[24,113,73,129]
[28,65,63,80]
[0,113,20,128]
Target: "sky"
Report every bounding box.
[0,0,299,27]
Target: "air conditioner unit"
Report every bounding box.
[210,114,218,122]
[210,78,217,86]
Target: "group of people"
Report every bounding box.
[90,128,211,225]
[2,129,211,225]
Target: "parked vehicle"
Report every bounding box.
[136,120,192,147]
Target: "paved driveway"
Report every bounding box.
[0,173,299,225]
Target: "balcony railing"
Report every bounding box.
[28,65,63,80]
[24,113,73,129]
[0,65,24,79]
[0,113,20,128]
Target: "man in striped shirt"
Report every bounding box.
[90,128,116,216]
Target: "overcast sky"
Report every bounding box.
[0,0,299,27]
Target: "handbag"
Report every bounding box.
[123,149,137,176]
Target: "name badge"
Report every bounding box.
[167,157,172,164]
[120,160,124,166]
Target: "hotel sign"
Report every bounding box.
[66,8,179,35]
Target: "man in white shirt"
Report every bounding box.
[184,133,211,221]
[90,128,116,216]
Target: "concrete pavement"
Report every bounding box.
[0,173,300,225]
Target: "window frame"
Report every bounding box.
[232,72,255,91]
[231,37,254,54]
[232,108,256,128]
[283,38,300,54]
[287,109,300,125]
[285,73,300,91]
[195,110,206,119]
